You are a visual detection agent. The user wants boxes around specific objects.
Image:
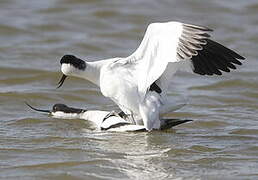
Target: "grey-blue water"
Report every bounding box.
[1,0,258,179]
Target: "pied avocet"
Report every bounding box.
[56,21,245,131]
[26,102,191,132]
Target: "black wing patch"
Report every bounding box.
[150,82,162,94]
[192,39,245,75]
[176,23,245,76]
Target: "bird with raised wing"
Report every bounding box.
[57,21,245,131]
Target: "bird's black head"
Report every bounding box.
[60,54,86,70]
[57,54,87,88]
[52,104,86,113]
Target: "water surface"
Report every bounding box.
[1,0,258,179]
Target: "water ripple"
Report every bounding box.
[0,0,258,179]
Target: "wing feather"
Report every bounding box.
[114,21,244,101]
[127,22,184,100]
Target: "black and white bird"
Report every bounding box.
[26,103,191,132]
[57,21,245,131]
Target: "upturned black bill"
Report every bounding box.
[57,74,67,88]
[25,102,50,113]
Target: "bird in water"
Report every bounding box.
[57,21,245,131]
[25,102,192,132]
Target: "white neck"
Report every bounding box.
[76,61,102,86]
[62,61,103,86]
[74,58,121,86]
[62,58,120,86]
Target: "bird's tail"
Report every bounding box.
[160,119,192,130]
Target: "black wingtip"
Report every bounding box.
[25,102,50,113]
[192,39,245,76]
[183,23,213,32]
[237,54,245,60]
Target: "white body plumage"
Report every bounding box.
[58,21,244,131]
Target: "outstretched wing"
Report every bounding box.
[123,21,244,100]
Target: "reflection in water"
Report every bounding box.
[82,131,175,179]
[0,0,258,179]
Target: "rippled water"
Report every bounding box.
[1,0,258,179]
